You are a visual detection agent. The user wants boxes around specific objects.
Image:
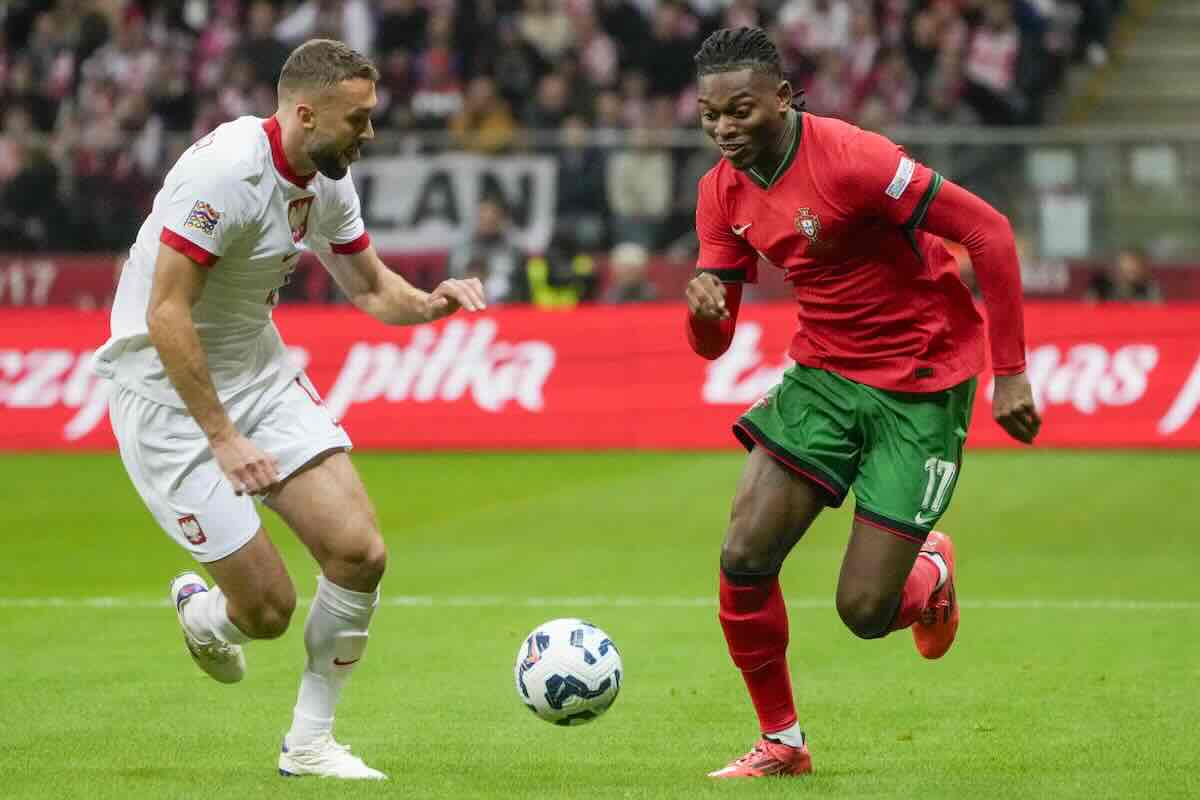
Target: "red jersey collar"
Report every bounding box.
[262,116,315,189]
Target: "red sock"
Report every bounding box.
[889,553,941,631]
[718,571,796,734]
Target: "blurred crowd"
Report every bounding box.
[1,0,1122,268]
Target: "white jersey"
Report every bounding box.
[94,115,370,408]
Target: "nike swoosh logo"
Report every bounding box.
[732,223,752,236]
[914,511,937,526]
[332,657,360,666]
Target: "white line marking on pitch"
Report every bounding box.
[0,596,1197,611]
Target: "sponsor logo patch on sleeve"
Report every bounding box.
[184,201,222,236]
[885,157,916,200]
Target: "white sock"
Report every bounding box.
[286,575,379,748]
[765,722,806,748]
[181,586,250,645]
[920,551,949,592]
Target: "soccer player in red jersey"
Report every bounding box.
[685,28,1042,778]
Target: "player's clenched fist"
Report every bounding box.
[992,372,1042,444]
[686,272,730,320]
[424,277,487,321]
[210,431,280,496]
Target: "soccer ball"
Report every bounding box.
[514,618,623,726]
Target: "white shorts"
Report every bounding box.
[110,373,353,562]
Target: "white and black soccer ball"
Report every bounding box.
[514,618,623,726]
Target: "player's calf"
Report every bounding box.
[284,576,379,752]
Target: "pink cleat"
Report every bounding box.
[707,737,813,778]
[913,531,958,659]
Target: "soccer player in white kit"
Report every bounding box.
[93,39,485,780]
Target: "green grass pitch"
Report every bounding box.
[1,450,1197,799]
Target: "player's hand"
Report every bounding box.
[686,272,729,320]
[993,372,1041,444]
[424,277,486,321]
[210,430,280,496]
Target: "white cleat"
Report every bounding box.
[278,735,388,780]
[168,571,245,684]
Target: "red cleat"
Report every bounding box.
[913,530,958,659]
[707,737,813,778]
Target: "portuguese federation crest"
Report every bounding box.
[795,207,821,243]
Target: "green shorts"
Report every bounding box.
[734,364,976,542]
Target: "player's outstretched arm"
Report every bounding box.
[319,245,486,324]
[919,180,1042,443]
[685,272,744,359]
[147,246,280,494]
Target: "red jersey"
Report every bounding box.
[695,112,1014,393]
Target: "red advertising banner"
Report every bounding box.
[1,303,1198,451]
[8,253,1200,309]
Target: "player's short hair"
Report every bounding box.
[278,39,379,95]
[694,27,805,109]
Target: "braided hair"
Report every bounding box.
[694,27,805,110]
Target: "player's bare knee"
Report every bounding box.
[325,512,386,588]
[836,591,895,639]
[722,492,785,577]
[720,539,777,579]
[359,534,387,583]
